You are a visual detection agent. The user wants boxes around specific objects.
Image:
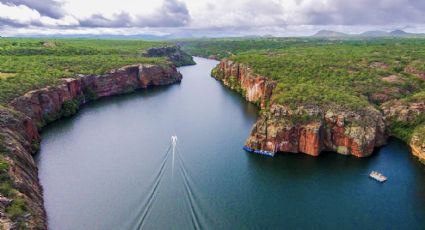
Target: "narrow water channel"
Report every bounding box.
[36,57,425,229]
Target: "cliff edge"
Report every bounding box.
[212,59,425,160]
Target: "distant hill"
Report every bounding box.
[390,29,409,36]
[313,29,424,38]
[313,30,348,37]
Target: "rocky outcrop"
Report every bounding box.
[0,64,182,229]
[144,46,195,67]
[212,60,276,108]
[381,100,425,124]
[213,59,387,157]
[381,99,425,162]
[245,105,386,157]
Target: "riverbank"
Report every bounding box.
[0,41,193,229]
[212,59,425,162]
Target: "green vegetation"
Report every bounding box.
[61,99,81,117]
[173,52,196,66]
[179,37,318,59]
[225,75,244,93]
[83,86,98,101]
[229,40,425,109]
[0,153,28,221]
[6,197,27,220]
[0,38,177,104]
[387,91,425,142]
[390,114,425,142]
[183,37,425,140]
[413,125,425,145]
[0,154,12,196]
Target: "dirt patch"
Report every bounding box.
[405,66,425,80]
[370,61,389,69]
[381,75,403,83]
[369,87,403,104]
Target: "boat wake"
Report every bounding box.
[131,137,211,230]
[132,146,171,229]
[177,147,203,230]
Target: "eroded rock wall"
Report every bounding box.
[245,105,386,157]
[212,60,276,108]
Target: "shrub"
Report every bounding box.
[0,182,14,197]
[6,197,27,220]
[61,99,80,117]
[83,86,98,101]
[389,114,425,142]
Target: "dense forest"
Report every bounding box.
[0,39,175,104]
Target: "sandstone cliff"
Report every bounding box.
[212,59,388,157]
[247,105,386,157]
[10,64,182,126]
[0,64,182,229]
[211,60,276,108]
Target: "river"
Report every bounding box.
[36,57,425,229]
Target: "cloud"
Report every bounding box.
[298,0,425,25]
[137,0,190,27]
[1,0,425,36]
[79,12,132,28]
[79,0,190,28]
[188,0,286,28]
[1,0,66,19]
[186,0,425,28]
[0,1,78,28]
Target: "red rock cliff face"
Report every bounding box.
[10,64,181,126]
[212,60,276,108]
[0,64,181,229]
[245,105,386,157]
[0,106,44,229]
[213,60,386,157]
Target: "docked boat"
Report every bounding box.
[243,146,275,157]
[369,171,387,182]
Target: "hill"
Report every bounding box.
[312,30,348,37]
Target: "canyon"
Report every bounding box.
[0,61,183,229]
[212,59,425,161]
[0,48,424,229]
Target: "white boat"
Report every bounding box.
[369,171,387,182]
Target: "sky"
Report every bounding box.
[0,0,425,37]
